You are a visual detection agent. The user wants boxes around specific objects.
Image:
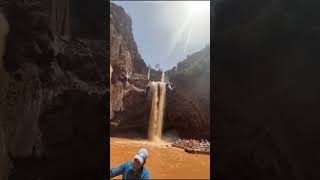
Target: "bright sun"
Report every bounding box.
[187,1,210,15]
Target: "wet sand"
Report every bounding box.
[110,137,210,179]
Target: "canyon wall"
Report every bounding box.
[110,3,149,137]
[0,0,107,179]
[165,45,211,140]
[214,0,320,179]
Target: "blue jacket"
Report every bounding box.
[110,161,150,179]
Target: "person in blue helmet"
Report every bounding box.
[110,148,150,179]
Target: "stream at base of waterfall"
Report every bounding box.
[110,137,210,179]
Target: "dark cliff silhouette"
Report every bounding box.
[214,0,320,179]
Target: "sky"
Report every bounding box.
[112,1,210,71]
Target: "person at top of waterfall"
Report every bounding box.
[167,82,173,91]
[110,148,150,180]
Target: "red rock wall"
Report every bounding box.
[110,3,149,137]
[165,46,210,140]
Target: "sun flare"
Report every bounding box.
[187,1,210,16]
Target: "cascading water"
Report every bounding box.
[148,81,158,141]
[160,71,165,82]
[147,68,150,80]
[148,71,166,141]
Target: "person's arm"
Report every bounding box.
[110,161,129,178]
[141,170,150,180]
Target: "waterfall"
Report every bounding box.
[147,68,150,80]
[110,65,113,82]
[148,82,159,141]
[156,76,166,139]
[160,71,165,82]
[148,71,166,141]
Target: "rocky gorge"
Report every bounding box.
[0,1,211,179]
[110,2,211,140]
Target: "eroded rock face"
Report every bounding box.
[0,12,9,69]
[110,3,150,137]
[110,3,147,75]
[0,1,107,179]
[0,11,11,180]
[214,0,320,179]
[0,40,107,179]
[165,46,210,140]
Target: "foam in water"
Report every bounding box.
[148,71,166,141]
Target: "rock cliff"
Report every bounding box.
[0,0,107,179]
[110,3,149,137]
[214,0,320,179]
[165,45,210,140]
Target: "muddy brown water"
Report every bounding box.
[110,137,210,179]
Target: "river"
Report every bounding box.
[110,137,210,179]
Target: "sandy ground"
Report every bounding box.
[110,137,210,179]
